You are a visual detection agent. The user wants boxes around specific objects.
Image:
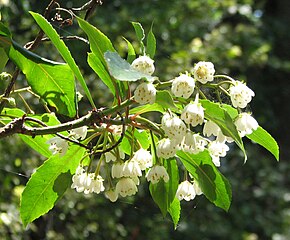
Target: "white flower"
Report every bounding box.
[234,113,258,137]
[71,166,105,194]
[115,177,138,197]
[105,149,125,163]
[193,180,203,196]
[181,132,207,154]
[91,175,105,194]
[156,138,177,159]
[171,73,195,99]
[131,55,155,75]
[193,61,215,84]
[161,113,187,143]
[46,137,69,156]
[208,141,229,167]
[131,148,153,170]
[229,81,255,108]
[181,102,204,127]
[111,162,125,178]
[146,165,169,184]
[122,160,142,178]
[134,82,156,105]
[105,189,118,202]
[203,120,220,137]
[70,126,87,140]
[176,180,196,201]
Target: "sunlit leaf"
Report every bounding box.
[20,145,85,227]
[168,197,181,229]
[247,126,279,161]
[146,23,156,59]
[177,150,232,211]
[156,90,179,111]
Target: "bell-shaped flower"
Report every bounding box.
[176,180,196,201]
[229,81,255,108]
[193,61,215,84]
[181,132,207,154]
[131,55,155,76]
[171,73,195,99]
[131,148,153,170]
[115,177,138,197]
[134,82,156,105]
[47,137,69,156]
[161,113,187,143]
[208,141,229,167]
[69,126,87,140]
[105,189,118,202]
[146,165,169,184]
[234,112,258,137]
[156,138,178,159]
[181,101,204,127]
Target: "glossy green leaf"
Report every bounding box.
[177,150,232,211]
[146,24,156,59]
[9,46,76,117]
[247,126,279,161]
[168,197,181,229]
[104,51,154,82]
[30,12,95,108]
[201,99,246,161]
[156,90,179,111]
[149,158,179,216]
[20,145,85,227]
[131,22,145,42]
[77,17,115,66]
[87,52,115,96]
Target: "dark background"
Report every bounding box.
[0,0,289,239]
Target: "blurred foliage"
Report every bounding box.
[0,0,290,239]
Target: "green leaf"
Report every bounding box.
[146,23,156,59]
[129,103,165,115]
[77,17,115,66]
[0,48,8,71]
[123,37,136,63]
[87,52,115,96]
[29,12,95,108]
[9,46,76,117]
[131,22,145,42]
[177,150,232,211]
[247,126,279,161]
[20,113,62,158]
[156,90,179,111]
[20,145,85,227]
[104,51,154,82]
[149,158,179,216]
[168,197,181,229]
[201,99,246,161]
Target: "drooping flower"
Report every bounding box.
[229,81,255,108]
[181,101,204,127]
[47,137,69,156]
[122,160,142,178]
[181,132,208,154]
[192,180,203,196]
[105,149,125,163]
[131,148,153,170]
[203,120,233,143]
[161,113,187,143]
[208,141,230,167]
[234,112,259,137]
[115,177,138,197]
[156,138,178,159]
[111,162,125,179]
[105,189,118,202]
[70,126,88,140]
[193,61,215,84]
[131,55,155,75]
[134,82,156,105]
[171,73,195,99]
[176,180,196,201]
[146,165,169,184]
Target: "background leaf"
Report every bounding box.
[177,150,232,211]
[247,126,279,161]
[20,145,85,227]
[30,12,95,108]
